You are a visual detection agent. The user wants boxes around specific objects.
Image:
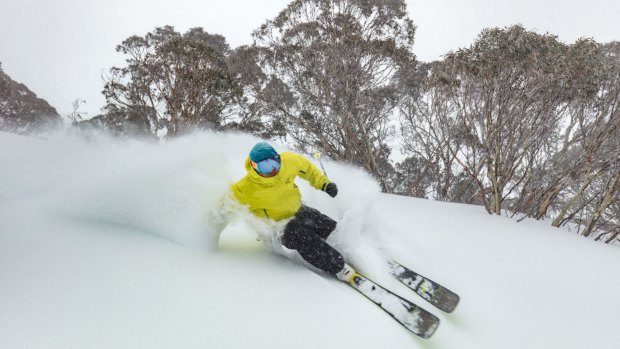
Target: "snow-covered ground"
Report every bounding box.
[1,131,619,349]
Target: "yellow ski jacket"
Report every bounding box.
[231,152,330,221]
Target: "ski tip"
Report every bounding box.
[436,290,460,313]
[419,326,439,339]
[416,309,440,339]
[445,294,461,313]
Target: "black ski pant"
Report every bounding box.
[281,205,344,275]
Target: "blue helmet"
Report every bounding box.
[249,142,278,163]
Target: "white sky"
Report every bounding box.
[0,0,618,117]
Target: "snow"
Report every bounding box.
[1,130,619,349]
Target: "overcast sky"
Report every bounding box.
[1,0,618,117]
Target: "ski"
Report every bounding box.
[346,272,439,339]
[389,261,460,313]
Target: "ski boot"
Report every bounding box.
[336,263,357,284]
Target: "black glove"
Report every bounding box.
[324,182,338,198]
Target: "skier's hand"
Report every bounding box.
[324,182,338,198]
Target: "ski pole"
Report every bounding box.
[313,152,328,176]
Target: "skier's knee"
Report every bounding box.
[281,220,304,249]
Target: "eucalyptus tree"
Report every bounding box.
[576,41,620,238]
[509,38,607,220]
[0,63,62,134]
[435,26,574,214]
[397,61,469,202]
[514,40,620,236]
[252,0,417,190]
[101,26,241,138]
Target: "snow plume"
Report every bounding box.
[47,131,259,249]
[1,131,387,266]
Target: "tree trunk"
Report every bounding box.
[583,172,620,237]
[552,172,596,227]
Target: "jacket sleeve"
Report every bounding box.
[293,153,330,191]
[230,180,249,205]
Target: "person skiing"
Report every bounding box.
[231,142,356,283]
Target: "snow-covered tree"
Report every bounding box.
[252,0,417,190]
[100,26,241,138]
[0,63,62,134]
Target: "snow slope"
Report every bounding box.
[1,131,619,349]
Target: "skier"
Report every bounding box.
[231,142,356,283]
[230,142,453,338]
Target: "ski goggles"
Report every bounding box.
[251,155,281,177]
